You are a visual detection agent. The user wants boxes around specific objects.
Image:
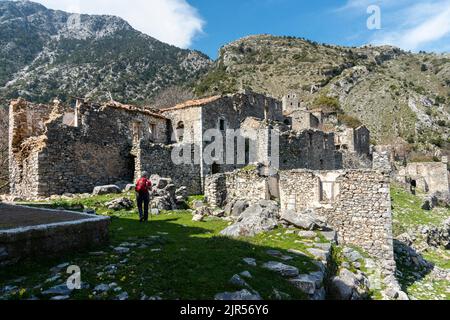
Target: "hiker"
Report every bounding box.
[135,171,152,223]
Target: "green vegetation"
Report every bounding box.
[391,184,450,236]
[337,114,362,128]
[391,185,450,300]
[1,193,323,300]
[186,195,206,209]
[240,164,257,172]
[312,95,341,113]
[194,63,235,97]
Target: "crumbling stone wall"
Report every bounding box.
[335,126,370,156]
[279,169,395,269]
[397,161,450,194]
[373,151,392,173]
[289,110,320,132]
[135,141,202,195]
[9,100,169,198]
[9,99,55,198]
[205,169,268,207]
[163,106,203,144]
[279,130,339,170]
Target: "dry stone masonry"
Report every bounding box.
[205,167,396,275]
[9,91,355,199]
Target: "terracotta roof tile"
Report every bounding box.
[160,95,222,112]
[103,101,167,119]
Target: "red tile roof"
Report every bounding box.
[160,95,222,112]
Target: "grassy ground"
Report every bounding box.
[0,194,323,300]
[391,184,450,300]
[391,185,450,236]
[1,185,448,300]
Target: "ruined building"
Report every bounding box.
[395,157,450,194]
[9,91,344,199]
[205,167,396,272]
[282,92,371,167]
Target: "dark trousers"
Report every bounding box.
[137,192,150,221]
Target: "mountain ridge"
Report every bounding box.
[194,34,450,155]
[0,0,211,105]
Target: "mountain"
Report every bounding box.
[194,35,450,155]
[0,0,211,105]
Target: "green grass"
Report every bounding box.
[391,184,450,236]
[186,195,206,209]
[391,184,450,300]
[422,249,450,270]
[1,194,322,300]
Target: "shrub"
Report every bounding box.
[409,153,438,163]
[313,95,341,113]
[338,114,362,128]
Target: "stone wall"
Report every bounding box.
[279,130,339,171]
[335,126,370,156]
[279,169,395,270]
[135,141,202,195]
[9,100,169,198]
[205,168,269,207]
[0,209,110,266]
[397,162,450,194]
[290,110,320,132]
[373,151,392,173]
[9,99,55,199]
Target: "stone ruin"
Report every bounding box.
[203,165,407,299]
[205,167,395,271]
[8,91,373,200]
[395,158,450,195]
[4,90,416,299]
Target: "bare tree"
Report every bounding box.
[149,86,194,110]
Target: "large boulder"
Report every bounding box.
[232,200,250,217]
[329,269,370,300]
[150,196,172,211]
[214,289,261,300]
[280,208,328,230]
[434,191,450,208]
[92,185,121,196]
[105,198,134,211]
[150,175,172,190]
[342,247,363,263]
[421,194,438,211]
[175,186,188,204]
[220,200,279,237]
[262,261,299,278]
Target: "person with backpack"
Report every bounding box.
[135,171,152,223]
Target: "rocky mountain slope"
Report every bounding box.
[195,35,450,154]
[0,0,211,105]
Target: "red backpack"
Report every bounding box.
[135,178,151,193]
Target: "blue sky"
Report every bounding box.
[35,0,450,58]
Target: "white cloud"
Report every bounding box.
[337,0,450,52]
[370,1,450,51]
[34,0,205,48]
